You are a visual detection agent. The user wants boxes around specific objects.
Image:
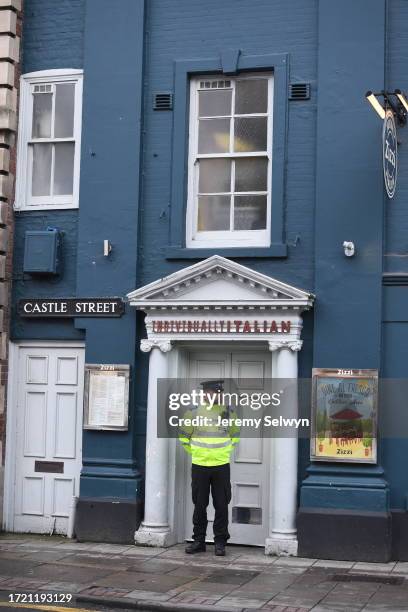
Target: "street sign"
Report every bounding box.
[18,297,125,317]
[383,109,397,198]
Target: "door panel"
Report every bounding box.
[184,350,271,546]
[13,345,84,535]
[230,353,271,546]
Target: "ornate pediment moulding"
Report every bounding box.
[127,255,314,311]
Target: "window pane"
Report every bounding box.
[235,158,268,191]
[32,92,52,138]
[199,159,231,193]
[55,83,75,138]
[198,118,230,153]
[234,195,267,230]
[234,117,267,152]
[198,195,230,231]
[235,79,268,114]
[199,89,232,117]
[54,142,75,195]
[31,144,52,196]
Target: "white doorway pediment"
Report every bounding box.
[127,255,314,309]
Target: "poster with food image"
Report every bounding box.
[310,368,378,464]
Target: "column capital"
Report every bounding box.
[268,339,303,352]
[140,339,173,353]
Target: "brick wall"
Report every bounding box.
[0,0,22,528]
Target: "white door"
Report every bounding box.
[12,345,84,534]
[185,350,271,546]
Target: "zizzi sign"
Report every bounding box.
[18,298,125,317]
[383,109,397,199]
[152,319,291,334]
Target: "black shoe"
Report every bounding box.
[185,541,206,554]
[214,542,225,556]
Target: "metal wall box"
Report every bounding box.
[23,229,61,275]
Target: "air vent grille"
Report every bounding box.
[199,80,231,89]
[153,92,173,111]
[289,83,310,101]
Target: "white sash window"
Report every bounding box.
[15,69,83,211]
[186,73,273,247]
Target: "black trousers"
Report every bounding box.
[191,463,231,544]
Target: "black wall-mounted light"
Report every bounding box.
[366,90,408,125]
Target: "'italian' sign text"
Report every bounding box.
[152,320,291,334]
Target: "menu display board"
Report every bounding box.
[310,368,378,464]
[83,364,130,430]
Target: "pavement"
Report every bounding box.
[0,534,408,612]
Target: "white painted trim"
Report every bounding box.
[2,340,85,531]
[127,255,314,306]
[21,69,84,80]
[3,341,18,530]
[14,69,83,212]
[161,342,277,546]
[186,72,273,248]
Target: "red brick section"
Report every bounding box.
[0,0,22,468]
[78,586,133,598]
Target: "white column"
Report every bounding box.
[134,339,174,547]
[265,339,302,556]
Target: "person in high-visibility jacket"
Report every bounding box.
[179,380,240,556]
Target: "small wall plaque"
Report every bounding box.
[35,461,64,473]
[83,364,130,431]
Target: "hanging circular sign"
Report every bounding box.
[383,109,397,199]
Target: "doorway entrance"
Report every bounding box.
[184,348,271,546]
[5,342,85,534]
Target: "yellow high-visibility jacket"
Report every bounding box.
[178,403,240,466]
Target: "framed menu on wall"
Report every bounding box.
[83,364,130,430]
[310,368,378,464]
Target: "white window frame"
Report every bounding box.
[186,72,274,248]
[14,69,83,211]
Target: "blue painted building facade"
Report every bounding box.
[6,0,408,560]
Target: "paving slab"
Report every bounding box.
[124,546,167,556]
[125,559,185,574]
[313,559,354,569]
[42,581,83,593]
[87,543,134,554]
[353,562,397,573]
[0,550,39,560]
[215,594,268,608]
[51,540,102,552]
[274,558,317,568]
[243,574,301,591]
[168,565,215,577]
[27,562,113,583]
[127,589,173,601]
[78,584,133,598]
[311,605,363,612]
[363,606,408,612]
[267,591,327,608]
[0,558,44,577]
[200,569,259,585]
[59,552,134,570]
[91,570,195,592]
[20,550,73,563]
[262,604,312,611]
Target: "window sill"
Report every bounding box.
[165,243,287,259]
[14,204,79,212]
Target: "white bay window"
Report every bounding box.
[187,73,273,247]
[15,69,83,210]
